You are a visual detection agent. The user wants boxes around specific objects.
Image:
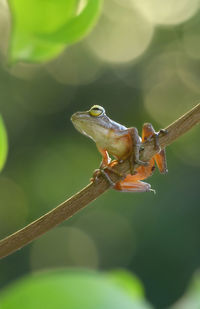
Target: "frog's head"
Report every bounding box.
[71,105,111,141]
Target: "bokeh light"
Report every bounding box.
[0,1,200,308]
[74,209,136,268]
[132,0,199,25]
[0,0,10,58]
[46,43,103,85]
[176,54,200,95]
[182,16,200,60]
[86,0,154,63]
[30,227,99,270]
[143,52,199,126]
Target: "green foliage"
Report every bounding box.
[0,115,8,172]
[107,269,144,299]
[8,0,103,63]
[172,271,200,309]
[0,269,152,309]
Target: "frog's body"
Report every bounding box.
[71,105,167,193]
[71,109,129,159]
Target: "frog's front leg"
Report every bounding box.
[91,147,123,186]
[127,127,148,175]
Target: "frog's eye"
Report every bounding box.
[89,105,105,117]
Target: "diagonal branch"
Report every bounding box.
[0,103,200,259]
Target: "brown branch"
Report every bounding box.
[0,103,200,259]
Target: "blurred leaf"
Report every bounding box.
[38,0,103,45]
[0,269,152,309]
[171,270,200,309]
[8,0,103,63]
[107,269,144,299]
[0,115,8,172]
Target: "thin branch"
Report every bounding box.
[0,103,200,259]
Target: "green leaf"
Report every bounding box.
[10,34,65,63]
[0,115,8,172]
[0,269,152,309]
[8,0,103,63]
[107,270,144,299]
[38,0,103,45]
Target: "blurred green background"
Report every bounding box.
[0,0,200,308]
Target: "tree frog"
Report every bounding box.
[71,105,167,193]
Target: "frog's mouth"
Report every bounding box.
[71,113,93,138]
[71,115,85,134]
[72,120,87,136]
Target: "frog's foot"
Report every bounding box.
[143,124,168,152]
[128,152,148,175]
[91,164,124,187]
[135,157,149,166]
[142,123,168,174]
[114,175,156,193]
[153,129,168,152]
[150,129,168,174]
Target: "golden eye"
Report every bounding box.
[89,105,105,117]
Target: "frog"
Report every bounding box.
[71,105,167,193]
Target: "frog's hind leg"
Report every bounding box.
[154,149,168,174]
[114,175,154,193]
[142,123,168,174]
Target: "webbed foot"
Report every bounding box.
[114,175,155,193]
[91,163,124,187]
[153,129,168,152]
[142,123,168,174]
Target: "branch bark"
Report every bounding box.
[0,103,200,259]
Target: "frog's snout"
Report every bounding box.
[71,112,81,123]
[70,113,76,123]
[71,111,88,124]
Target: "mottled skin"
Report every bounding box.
[71,105,167,193]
